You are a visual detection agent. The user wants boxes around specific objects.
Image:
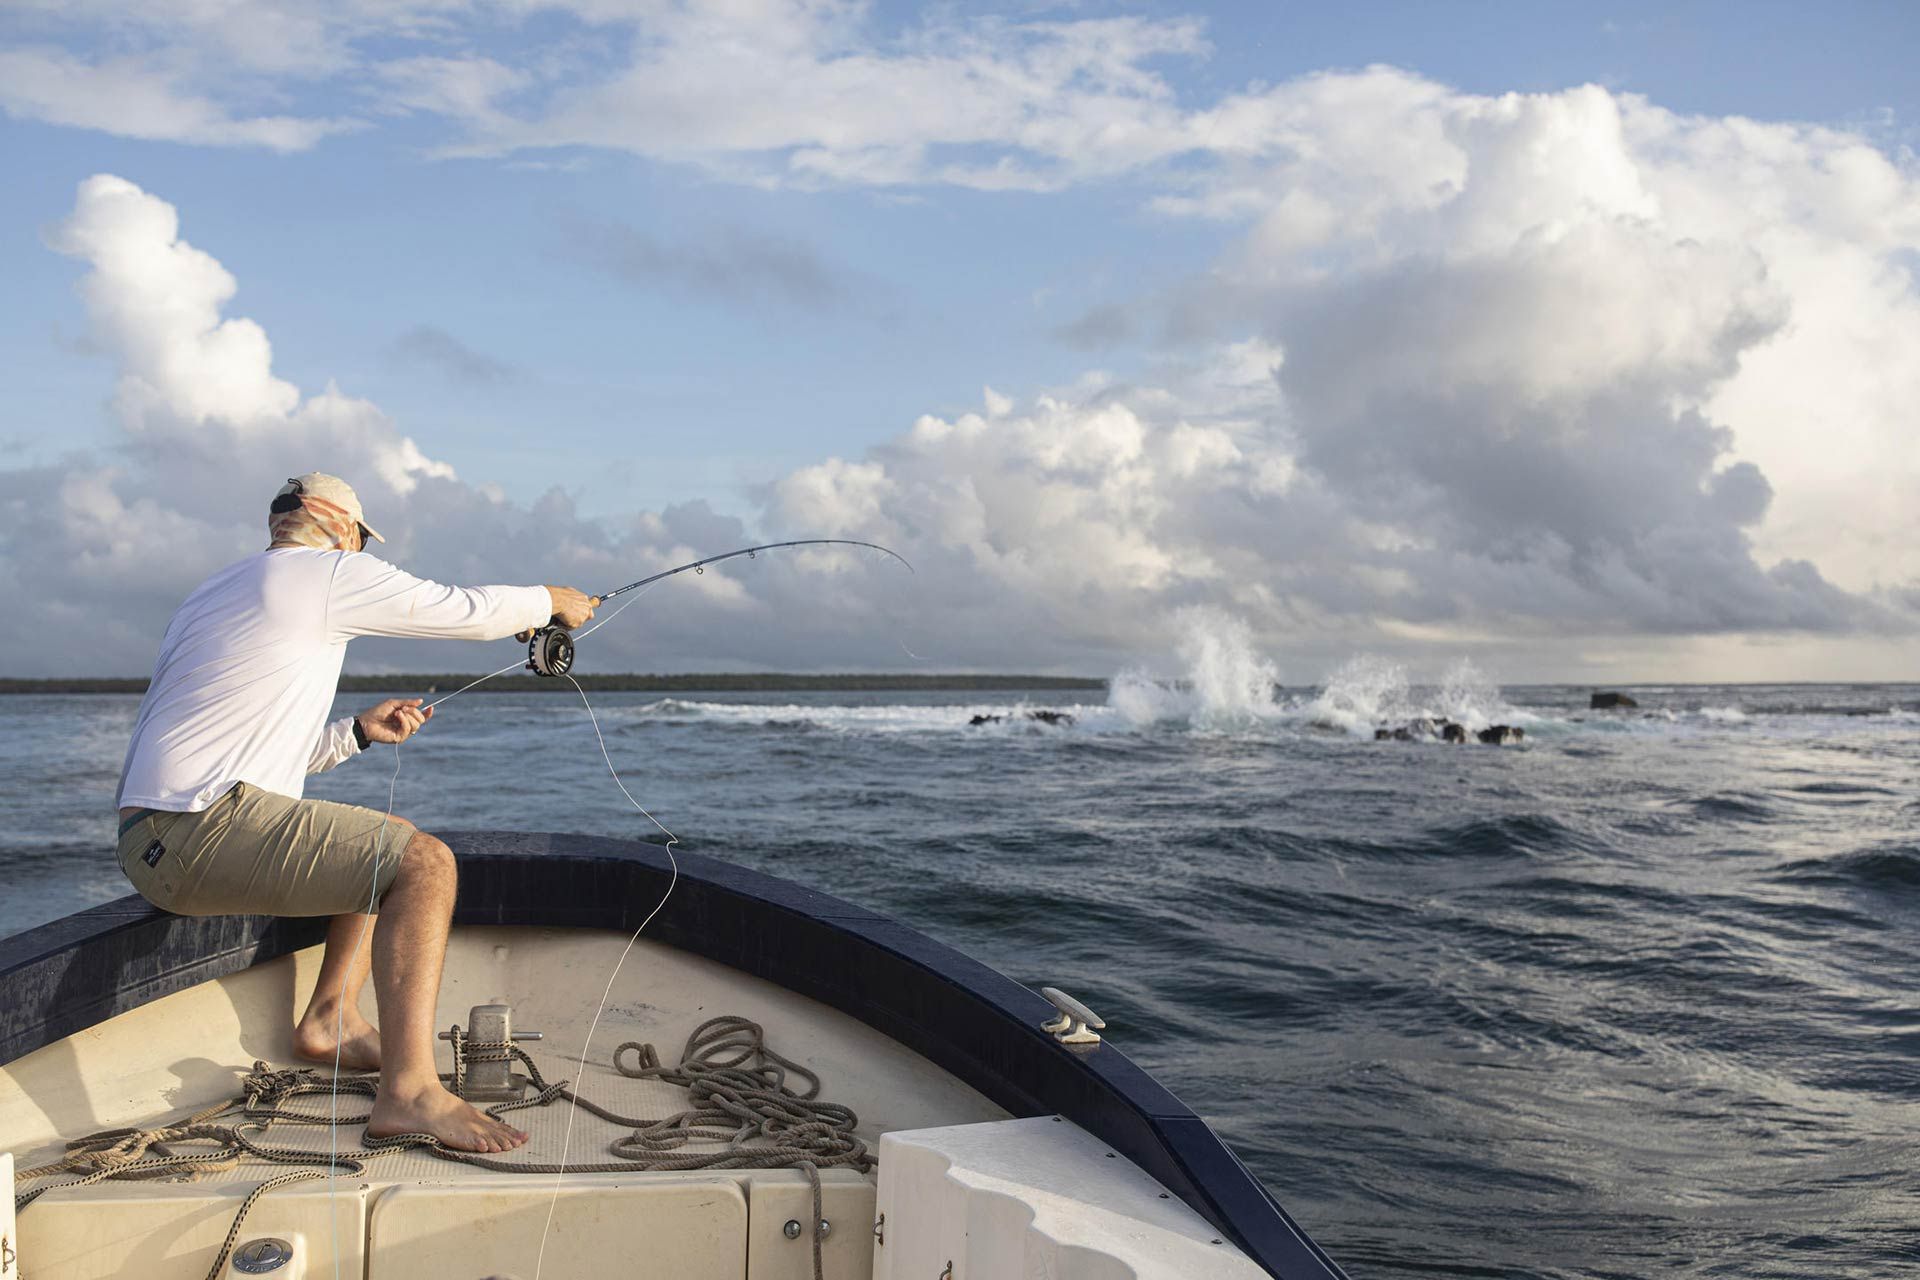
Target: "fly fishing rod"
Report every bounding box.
[524,537,912,676]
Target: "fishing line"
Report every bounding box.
[328,739,404,1280]
[532,673,680,1280]
[421,658,525,713]
[317,538,908,1278]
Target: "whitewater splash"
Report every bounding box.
[1105,612,1537,739]
[1302,656,1530,737]
[1109,608,1284,729]
[1098,627,1905,742]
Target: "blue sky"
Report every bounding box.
[3,2,1918,679]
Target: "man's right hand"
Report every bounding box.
[545,586,599,630]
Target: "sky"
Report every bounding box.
[1,1,1917,681]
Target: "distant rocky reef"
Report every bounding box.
[1373,717,1524,745]
[969,709,1077,727]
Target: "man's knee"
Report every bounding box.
[397,829,456,890]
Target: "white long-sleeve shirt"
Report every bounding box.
[116,548,552,812]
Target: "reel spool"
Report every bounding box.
[526,626,575,678]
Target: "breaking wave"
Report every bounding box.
[1108,607,1283,730]
[1106,612,1534,740]
[1298,655,1532,737]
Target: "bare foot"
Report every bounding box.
[367,1082,529,1153]
[293,1008,383,1072]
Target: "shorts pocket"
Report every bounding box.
[119,811,188,908]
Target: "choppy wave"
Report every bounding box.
[1774,844,1920,891]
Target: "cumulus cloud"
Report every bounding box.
[9,53,1920,678]
[1149,78,1920,614]
[761,77,1920,660]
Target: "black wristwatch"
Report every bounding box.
[352,716,372,751]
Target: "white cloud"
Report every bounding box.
[461,7,1209,188]
[0,47,354,149]
[5,2,1216,178]
[1136,76,1920,608]
[7,44,1920,678]
[45,175,452,498]
[3,0,452,77]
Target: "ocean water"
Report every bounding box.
[3,644,1919,1278]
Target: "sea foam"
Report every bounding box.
[1300,655,1532,737]
[1109,607,1283,730]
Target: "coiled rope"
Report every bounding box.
[11,1015,863,1280]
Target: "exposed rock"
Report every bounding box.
[1590,691,1638,710]
[969,710,1076,727]
[1477,725,1525,745]
[1371,718,1483,744]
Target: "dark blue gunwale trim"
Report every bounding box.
[0,831,1346,1280]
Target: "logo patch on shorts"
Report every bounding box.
[142,839,166,868]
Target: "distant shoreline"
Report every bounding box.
[0,674,1110,695]
[5,677,1913,696]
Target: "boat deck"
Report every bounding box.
[3,924,1008,1174]
[3,926,1008,1280]
[2,836,1347,1280]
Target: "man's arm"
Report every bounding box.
[306,715,364,775]
[306,699,434,774]
[326,554,596,643]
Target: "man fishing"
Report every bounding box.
[114,472,597,1153]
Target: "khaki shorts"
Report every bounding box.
[116,782,408,917]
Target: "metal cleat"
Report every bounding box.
[440,1003,543,1101]
[1039,987,1105,1045]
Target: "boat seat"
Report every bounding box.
[17,1170,875,1280]
[875,1117,1269,1280]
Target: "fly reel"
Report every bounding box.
[526,626,576,677]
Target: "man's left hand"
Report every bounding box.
[358,698,433,745]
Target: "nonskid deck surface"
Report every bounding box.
[2,925,1008,1176]
[33,1035,864,1188]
